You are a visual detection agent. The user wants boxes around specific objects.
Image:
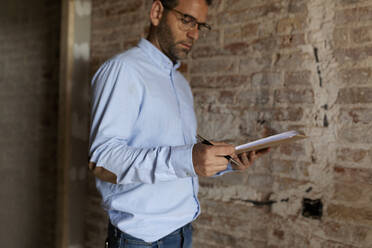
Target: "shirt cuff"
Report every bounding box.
[89,146,122,177]
[213,162,234,177]
[171,144,197,178]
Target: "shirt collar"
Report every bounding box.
[138,38,181,71]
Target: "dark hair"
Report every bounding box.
[159,0,213,9]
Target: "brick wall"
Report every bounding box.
[0,0,60,247]
[87,0,372,247]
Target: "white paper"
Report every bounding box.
[235,130,299,151]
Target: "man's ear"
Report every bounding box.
[150,0,164,27]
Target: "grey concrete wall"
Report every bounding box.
[0,0,61,247]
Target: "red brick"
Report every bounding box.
[218,90,235,104]
[223,42,252,56]
[337,87,372,104]
[284,70,312,87]
[333,28,350,47]
[320,239,358,248]
[272,160,309,179]
[191,75,249,89]
[339,125,372,144]
[190,59,238,74]
[335,6,372,25]
[274,51,312,70]
[197,29,220,45]
[240,56,272,74]
[273,107,304,121]
[273,176,308,191]
[280,142,305,156]
[235,89,270,106]
[252,72,282,87]
[333,182,363,202]
[251,227,268,241]
[333,182,372,203]
[190,76,204,88]
[103,1,143,16]
[207,0,223,14]
[224,23,258,43]
[336,0,371,7]
[327,204,372,225]
[323,221,352,241]
[247,174,274,192]
[350,225,371,244]
[224,0,273,11]
[220,2,282,25]
[279,34,306,48]
[288,0,308,14]
[193,89,218,106]
[277,17,306,34]
[334,166,372,184]
[351,26,372,44]
[340,68,372,86]
[334,46,372,63]
[336,148,368,163]
[91,16,121,30]
[274,89,314,104]
[242,23,259,38]
[191,45,225,59]
[272,160,293,174]
[340,107,372,124]
[273,229,285,240]
[251,36,278,53]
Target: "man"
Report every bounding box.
[89,0,268,247]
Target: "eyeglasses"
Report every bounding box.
[163,5,212,37]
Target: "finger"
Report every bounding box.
[240,152,250,165]
[88,162,96,170]
[256,147,270,155]
[203,153,231,166]
[214,154,243,167]
[249,151,257,162]
[232,152,250,170]
[211,145,235,156]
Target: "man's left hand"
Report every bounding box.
[231,148,270,171]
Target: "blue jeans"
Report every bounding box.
[106,222,193,248]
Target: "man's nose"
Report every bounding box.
[187,27,199,41]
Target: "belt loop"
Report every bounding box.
[114,225,118,238]
[181,225,185,248]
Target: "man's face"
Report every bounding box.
[156,0,209,62]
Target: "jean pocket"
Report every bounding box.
[122,238,153,248]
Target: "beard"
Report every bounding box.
[156,17,193,63]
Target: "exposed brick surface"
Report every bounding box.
[88,0,372,247]
[337,87,372,104]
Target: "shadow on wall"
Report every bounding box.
[0,0,61,247]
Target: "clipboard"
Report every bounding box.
[235,130,307,154]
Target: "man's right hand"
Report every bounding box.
[192,142,235,177]
[89,162,117,184]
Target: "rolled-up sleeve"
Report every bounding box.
[89,59,197,185]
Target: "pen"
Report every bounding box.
[196,134,241,166]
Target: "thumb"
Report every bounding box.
[212,144,235,156]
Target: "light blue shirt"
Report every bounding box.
[89,38,201,242]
